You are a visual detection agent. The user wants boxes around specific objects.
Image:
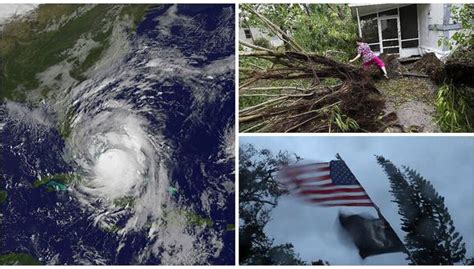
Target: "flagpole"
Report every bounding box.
[335,153,418,265]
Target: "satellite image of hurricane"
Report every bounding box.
[0,4,235,265]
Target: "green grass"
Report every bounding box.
[375,77,435,109]
[0,253,41,265]
[239,57,326,110]
[239,78,313,109]
[435,84,474,132]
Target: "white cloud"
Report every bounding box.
[0,4,36,25]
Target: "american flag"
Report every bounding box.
[280,160,374,207]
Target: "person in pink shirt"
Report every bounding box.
[349,37,389,79]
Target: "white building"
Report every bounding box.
[239,23,284,48]
[350,4,467,58]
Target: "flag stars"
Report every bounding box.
[331,161,359,185]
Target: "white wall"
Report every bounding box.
[417,4,463,57]
[238,27,264,44]
[239,26,284,48]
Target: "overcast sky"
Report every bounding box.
[240,136,474,265]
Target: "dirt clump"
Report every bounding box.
[364,53,402,80]
[413,52,445,84]
[380,53,402,79]
[445,46,474,87]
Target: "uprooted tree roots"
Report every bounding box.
[240,47,387,132]
[239,9,387,133]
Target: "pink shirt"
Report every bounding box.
[357,43,376,63]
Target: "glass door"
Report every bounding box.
[378,17,400,54]
[360,14,380,53]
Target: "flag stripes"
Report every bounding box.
[280,160,374,207]
[323,202,374,207]
[298,187,365,195]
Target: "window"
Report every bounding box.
[244,29,252,39]
[402,40,419,48]
[384,47,400,54]
[360,14,379,44]
[380,19,398,40]
[383,40,398,47]
[379,8,398,17]
[358,5,419,54]
[400,4,419,48]
[380,18,399,54]
[369,44,381,52]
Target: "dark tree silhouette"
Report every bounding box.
[376,156,467,265]
[466,257,474,265]
[239,144,305,265]
[312,259,330,265]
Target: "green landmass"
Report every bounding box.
[1,5,109,100]
[33,173,76,189]
[0,253,41,265]
[113,196,135,208]
[45,181,68,192]
[102,224,120,233]
[226,223,235,231]
[185,211,214,227]
[0,191,7,205]
[59,107,76,139]
[120,4,151,29]
[0,4,151,101]
[167,186,178,195]
[160,207,214,228]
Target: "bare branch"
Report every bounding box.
[239,39,275,53]
[238,6,387,133]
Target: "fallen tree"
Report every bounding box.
[445,46,474,87]
[239,8,387,132]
